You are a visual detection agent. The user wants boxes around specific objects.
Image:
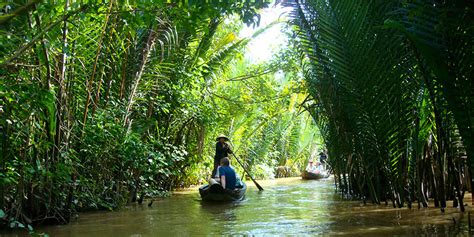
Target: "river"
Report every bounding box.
[1,177,469,236]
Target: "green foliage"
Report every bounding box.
[285,0,473,209]
[206,43,320,179]
[0,0,275,227]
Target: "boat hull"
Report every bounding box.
[301,171,330,180]
[199,182,246,202]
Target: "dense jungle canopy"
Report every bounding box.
[0,0,473,231]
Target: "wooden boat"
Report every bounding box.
[301,170,330,180]
[199,182,246,202]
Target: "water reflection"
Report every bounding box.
[0,177,467,236]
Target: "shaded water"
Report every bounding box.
[1,177,469,236]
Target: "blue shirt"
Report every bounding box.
[218,166,236,190]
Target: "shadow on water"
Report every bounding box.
[0,177,469,236]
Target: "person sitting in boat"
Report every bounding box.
[212,134,233,178]
[306,159,322,174]
[218,157,237,190]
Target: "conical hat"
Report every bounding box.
[216,134,229,141]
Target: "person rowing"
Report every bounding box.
[212,134,233,178]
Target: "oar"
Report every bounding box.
[231,153,264,191]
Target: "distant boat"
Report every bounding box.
[301,170,330,180]
[199,182,247,202]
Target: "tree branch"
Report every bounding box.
[226,68,275,82]
[0,0,41,25]
[0,4,88,67]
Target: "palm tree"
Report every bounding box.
[284,0,473,210]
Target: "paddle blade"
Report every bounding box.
[254,180,264,191]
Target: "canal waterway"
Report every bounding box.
[1,177,468,236]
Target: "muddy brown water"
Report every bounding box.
[1,177,470,236]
